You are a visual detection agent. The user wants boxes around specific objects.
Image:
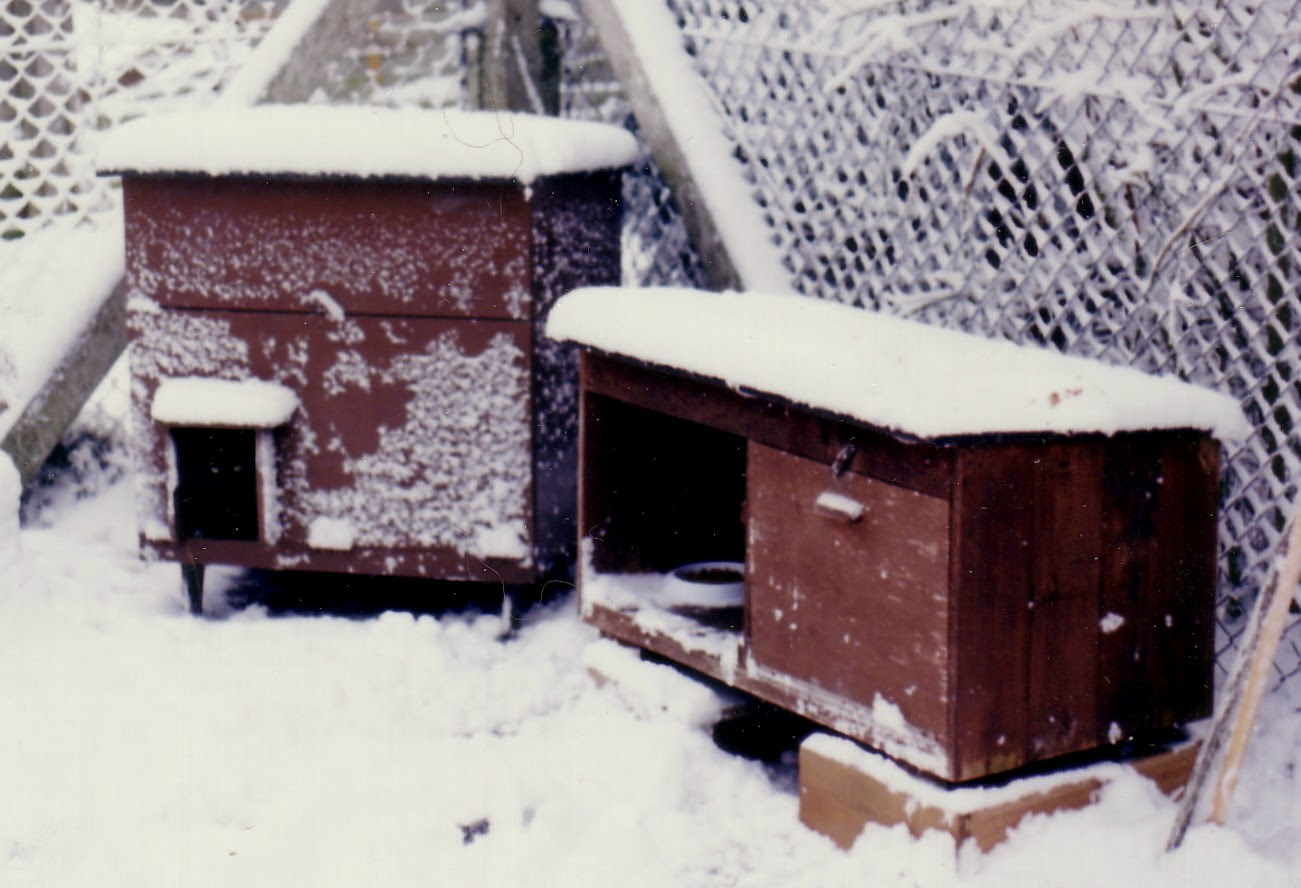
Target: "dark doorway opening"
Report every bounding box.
[171,427,259,541]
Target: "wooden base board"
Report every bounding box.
[800,733,1199,853]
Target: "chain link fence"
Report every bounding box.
[13,0,1300,687]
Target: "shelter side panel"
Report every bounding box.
[529,172,623,580]
[746,442,952,748]
[1098,433,1219,739]
[129,309,534,575]
[123,176,531,319]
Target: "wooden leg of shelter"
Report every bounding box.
[181,561,205,616]
[799,734,1200,854]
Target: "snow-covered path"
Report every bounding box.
[1,476,1296,886]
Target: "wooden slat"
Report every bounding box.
[800,736,1199,853]
[144,537,535,584]
[1025,440,1104,760]
[124,176,532,319]
[950,445,1035,780]
[529,172,624,579]
[582,599,739,681]
[2,279,126,485]
[1099,433,1218,741]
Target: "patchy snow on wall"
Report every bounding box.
[527,176,623,578]
[548,287,1251,441]
[128,311,254,541]
[130,308,533,564]
[97,107,639,184]
[299,330,532,561]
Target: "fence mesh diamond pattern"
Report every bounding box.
[1,0,280,238]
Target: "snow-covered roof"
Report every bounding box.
[152,377,299,428]
[96,107,640,184]
[546,287,1251,441]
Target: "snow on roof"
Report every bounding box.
[546,287,1251,441]
[152,377,299,428]
[96,107,640,184]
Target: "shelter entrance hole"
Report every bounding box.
[584,394,747,574]
[171,427,260,542]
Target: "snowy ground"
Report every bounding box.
[0,446,1295,887]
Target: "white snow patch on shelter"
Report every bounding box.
[97,107,640,184]
[472,521,530,561]
[547,287,1250,441]
[151,377,299,428]
[308,516,356,552]
[303,289,345,322]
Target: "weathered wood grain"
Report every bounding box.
[748,442,951,741]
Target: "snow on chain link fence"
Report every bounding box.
[1,0,282,236]
[9,0,1300,688]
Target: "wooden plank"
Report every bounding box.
[800,736,1199,853]
[798,741,953,850]
[747,442,951,741]
[124,176,532,319]
[582,353,955,498]
[950,445,1035,780]
[1099,433,1217,744]
[1024,440,1104,761]
[262,0,372,104]
[1,279,126,486]
[583,598,737,681]
[143,537,535,584]
[529,172,624,580]
[1170,506,1301,847]
[1147,435,1219,728]
[583,592,951,775]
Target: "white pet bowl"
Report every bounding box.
[661,561,746,609]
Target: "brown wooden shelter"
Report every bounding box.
[99,107,636,613]
[548,286,1248,783]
